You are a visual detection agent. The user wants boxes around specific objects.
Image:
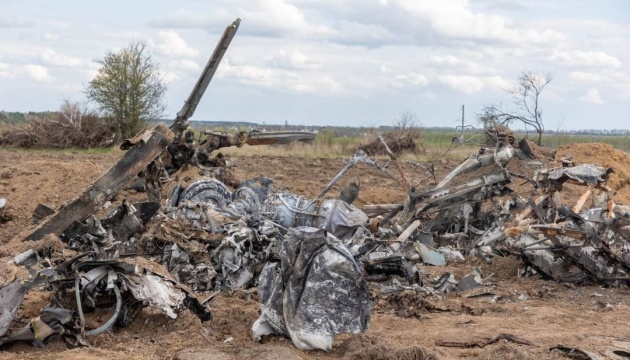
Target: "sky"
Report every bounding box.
[1,0,629,130]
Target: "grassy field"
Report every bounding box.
[3,124,630,161]
[220,128,630,161]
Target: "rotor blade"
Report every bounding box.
[172,18,240,127]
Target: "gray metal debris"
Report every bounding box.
[252,228,371,351]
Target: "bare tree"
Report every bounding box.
[479,71,552,145]
[59,99,96,130]
[393,110,421,131]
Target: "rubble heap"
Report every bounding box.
[1,17,629,356]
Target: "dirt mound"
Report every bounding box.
[555,142,630,203]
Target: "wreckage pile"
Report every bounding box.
[1,17,630,357]
[2,122,629,352]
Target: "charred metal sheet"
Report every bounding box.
[16,123,174,242]
[253,227,371,351]
[456,268,483,294]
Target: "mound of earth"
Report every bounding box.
[555,142,630,203]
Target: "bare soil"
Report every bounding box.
[0,146,629,359]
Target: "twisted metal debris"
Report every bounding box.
[1,19,629,356]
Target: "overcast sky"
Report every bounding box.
[1,0,629,129]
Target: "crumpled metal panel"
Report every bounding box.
[516,235,568,280]
[315,200,369,240]
[534,164,613,189]
[253,227,371,351]
[122,274,186,319]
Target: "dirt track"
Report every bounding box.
[1,146,630,359]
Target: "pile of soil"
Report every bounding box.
[555,142,630,203]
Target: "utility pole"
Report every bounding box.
[461,104,465,137]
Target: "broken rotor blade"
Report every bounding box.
[171,18,241,135]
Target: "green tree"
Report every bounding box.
[86,41,166,139]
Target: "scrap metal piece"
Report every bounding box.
[435,145,514,189]
[122,273,186,319]
[318,150,397,199]
[253,227,371,351]
[434,272,457,293]
[410,170,513,219]
[13,249,39,266]
[534,164,613,191]
[339,178,360,205]
[415,242,446,266]
[550,345,600,360]
[32,203,55,225]
[456,268,483,294]
[0,281,28,338]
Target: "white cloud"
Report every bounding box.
[267,49,320,70]
[41,33,58,41]
[549,50,621,68]
[579,88,605,104]
[379,65,392,74]
[0,62,13,78]
[390,72,430,90]
[329,20,398,46]
[149,3,332,39]
[429,55,496,75]
[168,59,200,71]
[235,0,333,38]
[40,49,81,67]
[80,60,101,81]
[438,74,484,93]
[21,64,52,82]
[482,75,512,90]
[569,71,604,83]
[147,9,229,29]
[218,61,343,95]
[395,0,564,44]
[153,31,198,58]
[160,71,180,84]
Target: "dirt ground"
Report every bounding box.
[1,144,629,360]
